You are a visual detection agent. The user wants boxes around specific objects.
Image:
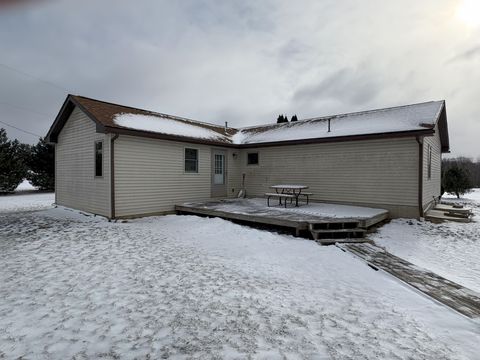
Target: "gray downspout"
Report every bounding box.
[416,136,424,218]
[110,134,119,220]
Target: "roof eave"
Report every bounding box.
[237,129,436,148]
[436,101,450,153]
[103,126,235,147]
[46,94,106,144]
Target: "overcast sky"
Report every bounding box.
[0,0,479,157]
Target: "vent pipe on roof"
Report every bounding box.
[328,119,331,132]
[225,121,228,132]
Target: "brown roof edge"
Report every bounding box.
[103,126,234,147]
[238,129,436,148]
[104,125,435,148]
[436,101,450,153]
[46,94,106,143]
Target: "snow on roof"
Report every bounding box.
[235,101,445,144]
[113,113,231,142]
[112,100,444,145]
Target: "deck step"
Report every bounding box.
[309,221,360,231]
[316,238,371,246]
[310,228,366,240]
[425,209,473,223]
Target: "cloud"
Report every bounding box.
[293,67,381,108]
[0,0,479,158]
[447,45,480,63]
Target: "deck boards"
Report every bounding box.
[340,243,480,319]
[175,198,389,237]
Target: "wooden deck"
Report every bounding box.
[340,243,480,319]
[175,198,389,239]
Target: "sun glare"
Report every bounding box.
[457,0,480,27]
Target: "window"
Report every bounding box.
[95,141,103,177]
[427,145,432,180]
[247,152,259,165]
[185,148,198,173]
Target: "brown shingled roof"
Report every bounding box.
[46,94,449,152]
[46,94,238,146]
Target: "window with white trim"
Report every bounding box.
[247,152,259,165]
[185,148,198,173]
[95,140,103,177]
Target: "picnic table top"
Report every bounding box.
[270,184,309,190]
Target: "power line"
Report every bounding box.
[0,62,70,93]
[0,102,52,118]
[0,119,42,138]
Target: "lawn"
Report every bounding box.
[1,194,479,359]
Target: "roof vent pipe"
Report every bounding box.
[328,119,331,132]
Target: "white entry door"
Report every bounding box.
[211,150,227,197]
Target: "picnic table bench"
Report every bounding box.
[265,184,310,207]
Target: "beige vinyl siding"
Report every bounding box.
[55,107,111,217]
[239,137,420,217]
[227,149,242,197]
[114,135,232,217]
[422,125,442,211]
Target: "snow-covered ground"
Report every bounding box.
[372,188,480,293]
[1,197,480,359]
[0,192,54,213]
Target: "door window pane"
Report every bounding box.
[214,154,224,184]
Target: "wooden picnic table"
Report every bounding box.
[270,184,309,207]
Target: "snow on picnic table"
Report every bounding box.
[1,199,479,359]
[371,188,480,293]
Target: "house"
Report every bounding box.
[46,95,449,219]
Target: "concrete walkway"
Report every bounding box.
[339,243,480,319]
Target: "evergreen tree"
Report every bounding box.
[0,128,27,193]
[291,115,298,122]
[26,138,55,191]
[442,165,472,198]
[276,114,288,123]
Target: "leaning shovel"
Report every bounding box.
[237,173,246,198]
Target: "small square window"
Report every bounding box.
[95,141,103,177]
[185,148,198,173]
[247,152,259,165]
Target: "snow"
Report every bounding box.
[186,198,387,219]
[114,113,229,142]
[235,101,444,144]
[15,179,36,191]
[0,192,54,213]
[371,188,480,293]
[1,196,479,359]
[113,101,444,145]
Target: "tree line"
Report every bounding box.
[0,128,54,193]
[441,157,480,198]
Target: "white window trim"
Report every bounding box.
[247,152,259,166]
[184,147,199,174]
[94,140,104,178]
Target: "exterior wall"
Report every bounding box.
[114,135,237,217]
[238,138,420,218]
[55,107,111,217]
[422,125,442,212]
